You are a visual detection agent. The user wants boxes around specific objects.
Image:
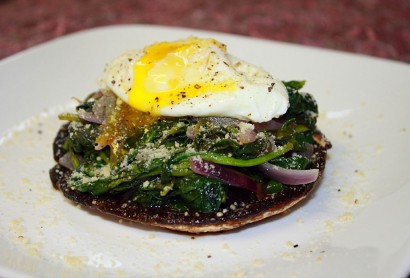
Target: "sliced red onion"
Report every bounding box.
[58,152,74,170]
[256,162,319,185]
[77,94,116,124]
[93,94,116,119]
[77,110,104,124]
[190,157,258,192]
[254,118,284,131]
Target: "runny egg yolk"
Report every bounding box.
[128,38,237,115]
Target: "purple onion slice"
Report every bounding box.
[190,157,258,192]
[257,162,319,185]
[254,118,284,131]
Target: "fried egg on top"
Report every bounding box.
[100,37,289,122]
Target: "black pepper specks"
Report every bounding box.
[268,82,275,92]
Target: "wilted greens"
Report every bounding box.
[60,81,318,213]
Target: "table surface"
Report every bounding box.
[0,0,409,63]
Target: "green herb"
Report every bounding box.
[67,122,99,153]
[168,175,227,212]
[62,80,319,213]
[270,155,311,170]
[263,180,284,194]
[284,80,318,128]
[76,101,95,112]
[197,142,293,167]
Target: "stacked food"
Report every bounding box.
[50,37,331,233]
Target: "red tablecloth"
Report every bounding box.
[1,0,409,63]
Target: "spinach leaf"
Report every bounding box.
[284,80,318,128]
[169,175,227,213]
[68,157,164,195]
[68,122,100,153]
[234,136,272,159]
[129,175,228,213]
[270,155,311,170]
[283,80,306,90]
[69,163,132,195]
[131,178,168,206]
[263,180,284,194]
[193,121,235,152]
[275,118,309,151]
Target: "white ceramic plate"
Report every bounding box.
[0,25,409,278]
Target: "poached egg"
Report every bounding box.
[99,37,289,123]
